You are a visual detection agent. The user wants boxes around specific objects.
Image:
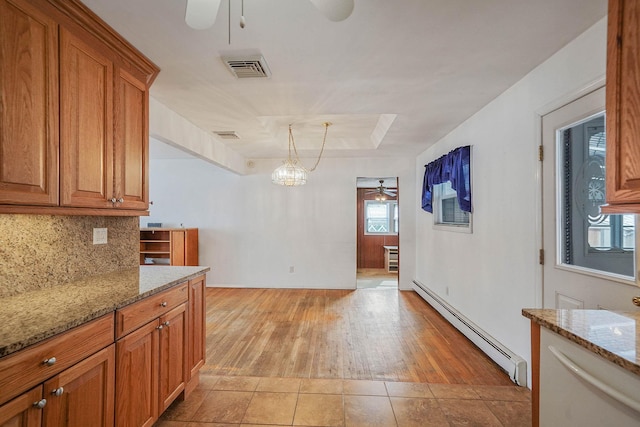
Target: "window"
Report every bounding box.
[558,113,635,278]
[433,181,471,231]
[365,200,398,235]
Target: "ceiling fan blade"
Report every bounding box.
[309,0,354,22]
[185,0,221,30]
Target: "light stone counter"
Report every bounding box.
[0,266,209,357]
[522,308,640,376]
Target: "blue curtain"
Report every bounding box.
[421,146,471,213]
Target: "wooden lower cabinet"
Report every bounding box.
[187,275,206,383]
[116,303,187,427]
[43,345,115,427]
[159,304,187,412]
[115,320,159,427]
[0,278,205,427]
[0,344,114,427]
[0,386,43,427]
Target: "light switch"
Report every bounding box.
[93,228,108,245]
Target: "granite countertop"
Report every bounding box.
[523,308,640,376]
[0,266,210,358]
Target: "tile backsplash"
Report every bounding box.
[0,215,138,297]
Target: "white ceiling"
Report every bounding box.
[82,0,607,160]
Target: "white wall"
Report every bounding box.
[414,17,607,386]
[145,153,416,290]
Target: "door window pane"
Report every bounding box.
[558,113,635,277]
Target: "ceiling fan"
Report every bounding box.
[185,0,355,30]
[366,180,397,201]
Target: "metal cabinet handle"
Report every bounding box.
[632,296,640,307]
[160,302,168,307]
[33,399,47,409]
[156,325,163,330]
[163,321,170,327]
[43,357,56,366]
[117,198,124,203]
[51,387,64,397]
[110,197,117,203]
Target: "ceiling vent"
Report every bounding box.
[213,130,240,140]
[222,55,271,79]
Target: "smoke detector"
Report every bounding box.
[222,55,271,79]
[213,130,240,140]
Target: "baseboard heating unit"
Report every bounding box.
[412,280,527,386]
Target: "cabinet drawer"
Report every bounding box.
[116,283,188,338]
[0,313,114,405]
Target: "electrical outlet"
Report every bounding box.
[93,228,108,245]
[289,266,295,273]
[445,286,449,296]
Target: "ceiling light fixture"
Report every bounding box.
[272,122,331,186]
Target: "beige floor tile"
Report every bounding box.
[197,374,221,390]
[390,397,449,427]
[344,395,396,427]
[429,383,480,399]
[161,389,210,421]
[485,400,532,427]
[191,390,253,423]
[213,376,260,391]
[343,379,388,396]
[256,376,302,392]
[242,392,298,425]
[300,378,344,394]
[438,399,502,426]
[293,393,344,427]
[385,382,434,398]
[473,385,531,401]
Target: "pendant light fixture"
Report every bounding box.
[271,122,331,186]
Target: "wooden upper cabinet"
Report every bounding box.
[115,69,149,210]
[0,0,159,215]
[59,27,114,208]
[0,0,59,206]
[604,0,640,212]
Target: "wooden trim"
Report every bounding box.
[0,205,148,216]
[531,322,541,427]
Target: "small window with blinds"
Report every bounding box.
[433,181,471,232]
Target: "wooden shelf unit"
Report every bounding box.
[140,228,198,266]
[384,246,398,273]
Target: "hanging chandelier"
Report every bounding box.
[271,122,331,186]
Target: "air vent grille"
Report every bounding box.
[213,131,240,140]
[222,55,271,79]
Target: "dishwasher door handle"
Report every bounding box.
[548,345,640,414]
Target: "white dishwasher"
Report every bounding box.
[540,328,640,426]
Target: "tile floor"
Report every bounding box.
[154,374,532,427]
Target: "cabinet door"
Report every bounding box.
[116,321,158,427]
[158,304,187,413]
[605,0,640,207]
[187,275,206,379]
[59,27,114,208]
[114,68,148,210]
[0,0,58,206]
[43,345,114,427]
[0,386,43,427]
[170,231,186,266]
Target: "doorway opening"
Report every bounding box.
[356,177,399,289]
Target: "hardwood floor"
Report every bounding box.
[202,288,512,385]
